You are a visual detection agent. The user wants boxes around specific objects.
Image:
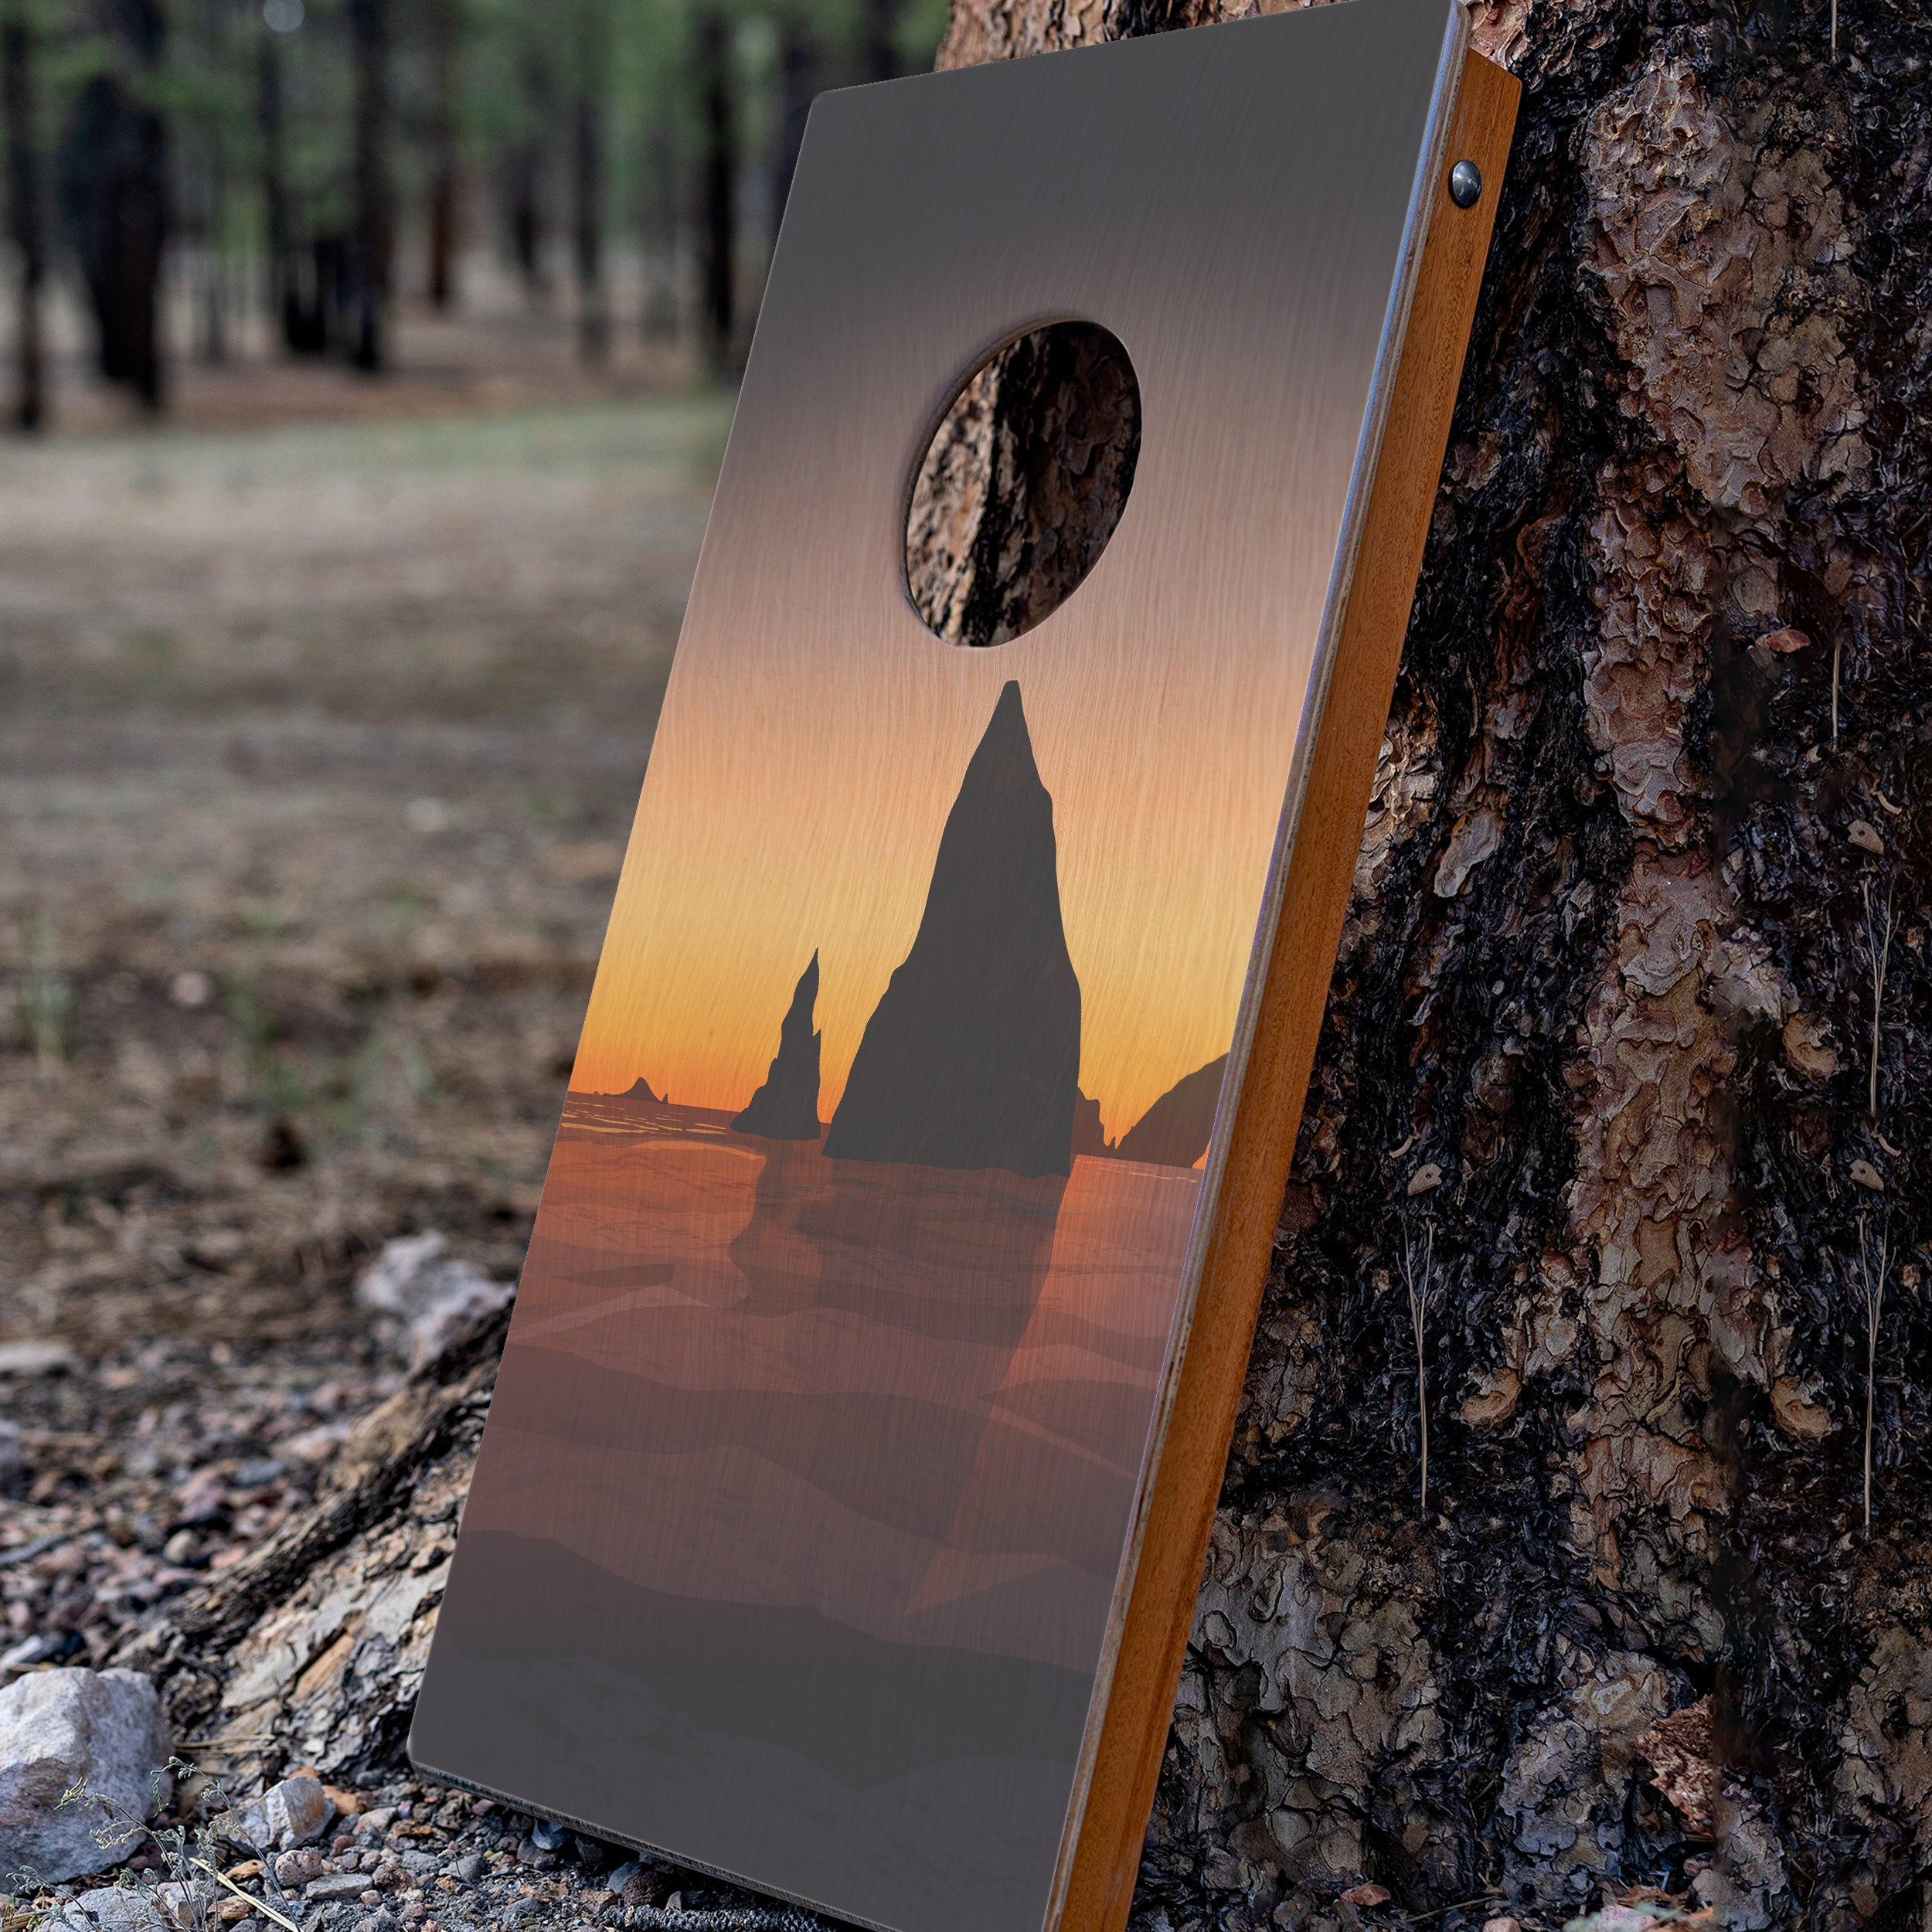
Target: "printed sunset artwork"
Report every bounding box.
[411,6,1473,1932]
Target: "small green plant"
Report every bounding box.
[4,1760,305,1932]
[223,973,307,1127]
[19,914,72,1073]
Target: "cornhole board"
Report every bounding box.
[411,7,1517,1932]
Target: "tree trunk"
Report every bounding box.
[197,0,228,368]
[571,0,609,366]
[695,5,736,374]
[57,0,168,410]
[426,0,460,311]
[118,5,1932,1928]
[927,0,1932,1925]
[2,0,46,432]
[346,0,393,373]
[771,7,817,223]
[257,24,294,348]
[860,0,906,83]
[507,42,553,308]
[640,119,680,341]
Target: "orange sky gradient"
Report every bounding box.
[563,11,1431,1141]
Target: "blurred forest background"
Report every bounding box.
[0,0,940,1386]
[0,0,948,422]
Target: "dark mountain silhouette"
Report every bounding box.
[607,1076,663,1106]
[1112,1054,1228,1168]
[733,952,823,1140]
[825,681,1081,1179]
[1071,1091,1109,1160]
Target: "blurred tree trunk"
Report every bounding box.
[695,5,735,374]
[771,5,817,223]
[58,0,168,410]
[639,118,680,340]
[859,0,905,83]
[257,22,292,345]
[571,0,609,365]
[426,0,461,311]
[507,42,553,306]
[346,0,393,372]
[2,0,46,431]
[923,2,1929,1926]
[197,0,228,366]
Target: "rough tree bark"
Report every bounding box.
[115,1311,505,1784]
[121,2,1932,1927]
[923,0,1928,1923]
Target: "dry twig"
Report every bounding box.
[1862,878,1896,1121]
[1400,1219,1444,1509]
[1854,1215,1889,1532]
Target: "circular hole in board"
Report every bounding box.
[905,320,1141,648]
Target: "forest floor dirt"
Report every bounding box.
[0,366,729,1364]
[0,327,731,1830]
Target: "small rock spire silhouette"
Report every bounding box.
[732,951,823,1140]
[825,681,1081,1178]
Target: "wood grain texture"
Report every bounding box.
[1052,49,1520,1932]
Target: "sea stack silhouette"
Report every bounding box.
[1113,1053,1228,1168]
[732,952,823,1140]
[825,681,1081,1179]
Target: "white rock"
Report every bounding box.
[226,1774,335,1852]
[0,1339,78,1377]
[355,1233,514,1370]
[0,1668,172,1884]
[57,1880,203,1930]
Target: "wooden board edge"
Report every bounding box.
[1055,48,1521,1932]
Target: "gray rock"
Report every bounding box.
[0,1667,171,1884]
[355,1233,514,1370]
[397,1848,440,1876]
[274,1847,327,1887]
[529,1818,568,1852]
[604,1865,641,1896]
[227,1774,334,1852]
[0,1421,23,1495]
[449,1854,485,1883]
[309,1872,375,1902]
[502,1901,544,1923]
[0,1339,79,1376]
[56,1881,202,1930]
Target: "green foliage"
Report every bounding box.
[0,0,949,336]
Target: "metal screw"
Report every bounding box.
[1448,159,1483,209]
